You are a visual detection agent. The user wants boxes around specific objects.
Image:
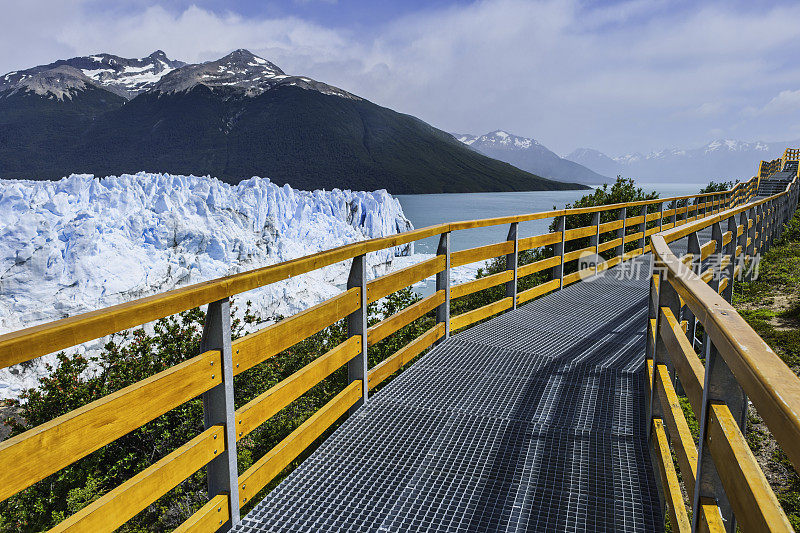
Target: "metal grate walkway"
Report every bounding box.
[235,255,664,532]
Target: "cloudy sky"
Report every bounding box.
[3,0,800,156]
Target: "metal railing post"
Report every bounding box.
[691,336,747,533]
[553,214,566,289]
[670,201,677,228]
[769,199,777,249]
[783,192,789,235]
[755,204,764,256]
[201,298,241,531]
[710,221,723,294]
[347,254,368,412]
[506,222,519,308]
[436,232,451,342]
[746,207,757,282]
[616,207,626,259]
[657,201,664,232]
[764,201,772,251]
[638,204,648,252]
[737,211,748,285]
[723,216,737,303]
[686,231,701,347]
[682,199,689,225]
[647,268,681,439]
[589,211,601,274]
[646,269,660,442]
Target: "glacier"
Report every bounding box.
[0,172,415,398]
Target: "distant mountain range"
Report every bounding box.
[453,130,609,185]
[567,139,800,182]
[0,50,587,194]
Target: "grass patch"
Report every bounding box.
[730,205,800,527]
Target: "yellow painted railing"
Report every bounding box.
[0,161,785,532]
[647,152,800,532]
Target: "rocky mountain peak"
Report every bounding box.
[0,65,94,100]
[152,49,356,99]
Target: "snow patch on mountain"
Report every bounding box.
[0,51,185,99]
[77,51,184,97]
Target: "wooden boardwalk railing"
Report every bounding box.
[648,148,800,532]
[0,153,794,532]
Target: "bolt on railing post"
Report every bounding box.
[200,298,241,531]
[346,254,368,412]
[616,207,626,260]
[691,336,747,533]
[638,204,648,252]
[505,222,519,309]
[553,214,566,289]
[435,232,451,342]
[589,211,601,274]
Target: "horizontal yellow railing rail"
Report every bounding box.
[0,166,773,532]
[648,164,800,532]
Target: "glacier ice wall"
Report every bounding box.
[0,173,414,396]
[0,172,414,332]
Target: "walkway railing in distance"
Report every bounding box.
[760,157,782,178]
[0,168,768,532]
[647,154,800,532]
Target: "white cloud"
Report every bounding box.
[2,0,800,155]
[758,89,800,115]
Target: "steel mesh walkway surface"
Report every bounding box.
[235,256,664,532]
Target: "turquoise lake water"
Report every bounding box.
[396,182,709,254]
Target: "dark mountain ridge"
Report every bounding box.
[0,50,587,193]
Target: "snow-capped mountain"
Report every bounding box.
[567,139,799,181]
[565,148,621,178]
[0,50,184,99]
[456,130,538,150]
[454,130,609,185]
[0,50,586,193]
[152,49,356,99]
